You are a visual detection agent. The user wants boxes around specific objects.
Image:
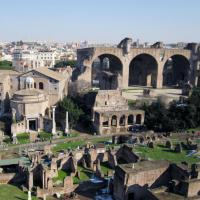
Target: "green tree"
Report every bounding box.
[57,97,83,128]
[142,88,200,132]
[54,60,76,68]
[188,87,200,124]
[141,101,173,132]
[168,101,197,130]
[0,60,13,70]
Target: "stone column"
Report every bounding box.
[51,106,56,135]
[195,76,198,86]
[141,114,145,125]
[133,115,136,124]
[26,118,29,133]
[28,171,33,190]
[37,118,40,132]
[28,190,32,200]
[65,111,69,134]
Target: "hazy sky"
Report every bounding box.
[1,0,200,43]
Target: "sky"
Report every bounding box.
[1,0,200,43]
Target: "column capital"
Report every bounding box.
[52,106,56,110]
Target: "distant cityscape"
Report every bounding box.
[0,40,188,67]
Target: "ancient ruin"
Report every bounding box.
[92,90,144,135]
[75,39,200,91]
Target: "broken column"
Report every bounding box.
[51,106,56,135]
[65,111,69,135]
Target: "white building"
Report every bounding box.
[12,49,57,72]
[0,52,13,62]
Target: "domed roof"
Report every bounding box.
[26,76,34,84]
[12,89,47,103]
[14,89,44,96]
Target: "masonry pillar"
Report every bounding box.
[117,116,120,132]
[141,114,145,125]
[51,106,56,135]
[108,117,110,127]
[156,62,164,88]
[146,74,152,87]
[110,117,112,127]
[28,171,33,190]
[125,116,128,126]
[122,59,129,89]
[133,115,136,124]
[65,111,69,134]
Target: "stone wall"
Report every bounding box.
[0,173,16,184]
[11,120,26,136]
[76,43,193,90]
[187,179,200,197]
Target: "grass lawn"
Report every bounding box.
[53,166,93,185]
[60,132,80,139]
[90,137,111,144]
[78,165,93,180]
[39,131,52,140]
[52,136,111,153]
[196,139,200,144]
[52,140,85,153]
[100,162,113,176]
[187,127,200,133]
[53,170,70,183]
[16,133,29,144]
[0,184,38,200]
[134,144,199,165]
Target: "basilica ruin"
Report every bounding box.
[75,38,200,90]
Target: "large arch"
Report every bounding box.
[128,54,158,87]
[91,54,123,90]
[163,55,190,87]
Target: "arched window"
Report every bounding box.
[34,82,36,88]
[128,115,134,125]
[119,115,125,126]
[39,82,44,90]
[102,117,109,127]
[111,115,117,127]
[136,114,142,124]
